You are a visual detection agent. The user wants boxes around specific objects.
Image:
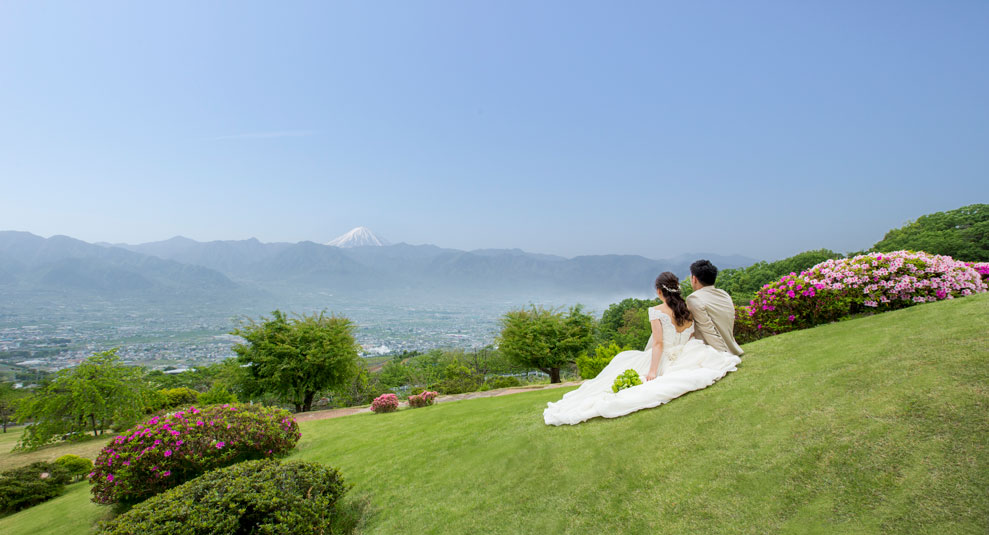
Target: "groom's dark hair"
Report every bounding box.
[690,259,718,286]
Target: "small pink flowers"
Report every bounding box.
[90,403,301,506]
[371,393,400,413]
[736,251,986,344]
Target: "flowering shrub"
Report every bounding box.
[612,369,642,393]
[98,460,348,535]
[370,393,399,413]
[969,262,989,283]
[408,391,438,408]
[806,251,985,309]
[737,251,987,342]
[89,403,300,505]
[738,273,854,341]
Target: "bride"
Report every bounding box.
[543,272,742,426]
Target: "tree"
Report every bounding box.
[16,349,148,450]
[231,310,361,413]
[0,383,26,433]
[497,305,595,384]
[598,298,660,348]
[872,204,989,262]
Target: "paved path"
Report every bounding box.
[293,381,581,423]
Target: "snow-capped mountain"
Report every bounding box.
[326,227,390,248]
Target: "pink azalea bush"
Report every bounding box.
[969,262,989,283]
[408,391,438,408]
[736,251,987,343]
[90,403,300,505]
[370,393,399,413]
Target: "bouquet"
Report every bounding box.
[612,369,643,393]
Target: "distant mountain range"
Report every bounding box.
[0,229,757,302]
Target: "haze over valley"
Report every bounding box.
[0,227,755,374]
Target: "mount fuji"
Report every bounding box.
[326,227,390,248]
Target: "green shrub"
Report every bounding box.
[54,454,93,482]
[0,461,71,514]
[433,363,482,395]
[479,375,521,391]
[198,383,236,405]
[160,387,200,408]
[577,342,630,379]
[612,369,642,393]
[90,403,301,505]
[98,459,349,534]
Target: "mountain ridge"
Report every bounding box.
[0,230,758,300]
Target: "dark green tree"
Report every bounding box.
[872,204,989,261]
[0,382,27,433]
[231,310,361,413]
[497,305,595,384]
[16,349,148,450]
[598,298,661,349]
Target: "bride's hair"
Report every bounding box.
[655,272,692,327]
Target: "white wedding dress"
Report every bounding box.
[543,307,742,426]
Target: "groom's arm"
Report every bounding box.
[687,295,716,344]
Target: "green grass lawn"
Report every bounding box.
[2,294,987,534]
[0,428,118,472]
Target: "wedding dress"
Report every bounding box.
[543,307,742,426]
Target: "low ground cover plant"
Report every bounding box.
[90,403,300,505]
[407,391,438,408]
[736,250,987,342]
[0,461,71,514]
[98,459,349,534]
[370,394,399,413]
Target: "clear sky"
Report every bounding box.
[1,1,986,261]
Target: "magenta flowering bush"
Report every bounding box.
[805,251,985,308]
[370,393,399,413]
[969,262,989,283]
[408,391,438,408]
[89,403,300,505]
[736,251,987,343]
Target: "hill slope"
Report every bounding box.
[3,294,987,534]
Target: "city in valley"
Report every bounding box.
[0,294,618,377]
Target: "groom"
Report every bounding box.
[686,259,744,356]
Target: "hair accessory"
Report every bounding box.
[662,284,680,294]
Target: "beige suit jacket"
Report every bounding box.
[686,286,744,356]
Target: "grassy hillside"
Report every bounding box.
[2,294,986,534]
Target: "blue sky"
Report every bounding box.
[1,1,986,261]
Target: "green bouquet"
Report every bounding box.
[612,369,643,393]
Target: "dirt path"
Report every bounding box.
[293,381,582,423]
